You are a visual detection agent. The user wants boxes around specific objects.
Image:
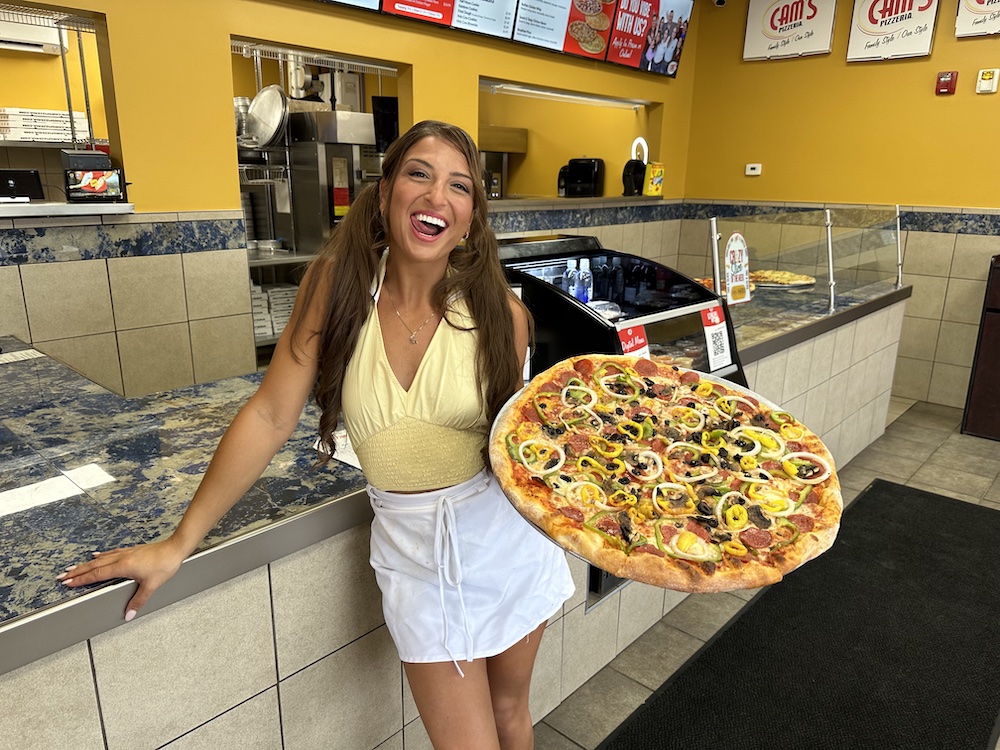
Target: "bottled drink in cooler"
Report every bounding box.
[609,257,625,305]
[576,258,594,303]
[562,258,578,298]
[623,259,642,304]
[593,256,610,299]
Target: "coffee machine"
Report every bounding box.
[287,110,376,254]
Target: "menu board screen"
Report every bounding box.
[513,0,615,59]
[452,0,519,37]
[607,0,692,76]
[382,0,455,25]
[319,0,381,11]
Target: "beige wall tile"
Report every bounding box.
[271,524,385,679]
[561,592,620,697]
[638,221,662,259]
[190,315,256,384]
[900,274,948,320]
[927,362,972,409]
[831,322,855,375]
[616,582,666,653]
[678,218,711,256]
[163,689,282,750]
[280,626,402,750]
[891,356,932,402]
[879,342,900,395]
[902,231,956,277]
[601,223,624,251]
[661,220,681,265]
[674,254,709,279]
[528,619,564,723]
[91,568,276,750]
[951,233,1000,281]
[376,730,405,750]
[662,588,688,616]
[783,339,814,401]
[108,254,187,330]
[753,349,787,404]
[118,322,193,397]
[0,643,104,750]
[852,307,888,363]
[0,265,29,341]
[184,249,251,320]
[741,360,758,391]
[843,361,867,417]
[898,316,939,361]
[742,222,782,258]
[824,369,850,429]
[801,380,830,434]
[35,332,123,396]
[779,223,825,265]
[621,221,643,254]
[935,321,979,368]
[20,259,114,342]
[942,278,987,324]
[563,553,588,615]
[808,330,836,389]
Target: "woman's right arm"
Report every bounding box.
[59,264,330,619]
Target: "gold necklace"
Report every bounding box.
[384,287,436,345]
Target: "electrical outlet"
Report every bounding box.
[745,163,762,176]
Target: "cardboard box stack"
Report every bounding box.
[265,283,298,339]
[0,108,90,142]
[250,281,272,340]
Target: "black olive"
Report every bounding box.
[734,496,746,505]
[716,531,732,542]
[644,378,654,386]
[544,457,559,470]
[700,454,711,464]
[696,501,714,515]
[690,431,703,443]
[618,476,630,485]
[718,447,729,458]
[615,407,625,415]
[606,463,616,471]
[637,463,648,471]
[560,474,572,482]
[650,415,659,424]
[686,401,696,408]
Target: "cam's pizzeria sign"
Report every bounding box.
[956,0,1000,37]
[743,0,837,60]
[847,0,939,60]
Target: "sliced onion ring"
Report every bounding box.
[517,439,566,476]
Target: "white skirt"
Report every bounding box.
[368,470,575,670]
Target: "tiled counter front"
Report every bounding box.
[0,211,256,397]
[0,339,683,750]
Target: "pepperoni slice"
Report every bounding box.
[685,520,712,542]
[785,441,806,453]
[650,437,668,453]
[559,506,585,523]
[566,433,591,456]
[658,524,679,542]
[634,358,658,377]
[788,514,815,533]
[680,370,700,384]
[574,358,595,377]
[633,544,664,557]
[739,528,773,549]
[539,380,562,394]
[520,403,541,423]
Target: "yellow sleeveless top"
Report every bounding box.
[341,254,488,492]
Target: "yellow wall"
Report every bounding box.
[0,32,107,139]
[47,0,695,212]
[687,0,1000,208]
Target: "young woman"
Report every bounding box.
[59,120,575,750]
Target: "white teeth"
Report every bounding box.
[414,213,447,228]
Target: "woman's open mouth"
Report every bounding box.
[411,212,448,239]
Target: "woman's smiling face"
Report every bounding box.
[381,136,475,264]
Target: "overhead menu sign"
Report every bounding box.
[606,0,693,76]
[743,0,837,60]
[319,0,381,10]
[452,0,519,36]
[513,0,614,59]
[955,0,1000,37]
[846,0,939,61]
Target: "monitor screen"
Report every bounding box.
[65,169,126,202]
[0,170,45,201]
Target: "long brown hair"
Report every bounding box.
[291,120,532,464]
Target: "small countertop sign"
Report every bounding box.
[725,232,751,305]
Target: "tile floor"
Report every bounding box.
[534,398,1000,750]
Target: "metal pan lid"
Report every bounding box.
[245,85,288,149]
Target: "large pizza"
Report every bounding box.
[489,355,842,593]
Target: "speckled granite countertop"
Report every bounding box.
[0,338,367,672]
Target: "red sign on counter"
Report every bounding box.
[616,323,650,359]
[383,0,454,25]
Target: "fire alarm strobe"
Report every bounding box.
[936,71,958,96]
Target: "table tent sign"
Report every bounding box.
[846,0,939,61]
[955,0,1000,37]
[742,0,837,60]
